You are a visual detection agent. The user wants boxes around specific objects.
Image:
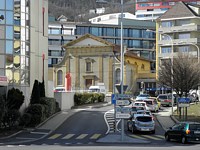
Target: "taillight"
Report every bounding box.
[186,129,190,134]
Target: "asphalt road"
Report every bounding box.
[1,105,200,148]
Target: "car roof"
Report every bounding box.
[134,114,151,117]
[136,110,150,113]
[179,121,200,124]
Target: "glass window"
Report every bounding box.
[0,40,4,53]
[161,47,171,53]
[6,11,13,25]
[6,0,13,10]
[91,27,99,36]
[6,26,13,39]
[6,54,13,68]
[57,70,63,85]
[178,46,189,53]
[128,40,141,48]
[0,11,5,24]
[179,33,190,39]
[0,26,5,39]
[86,62,92,72]
[6,40,13,54]
[161,21,173,27]
[129,29,141,38]
[115,68,120,84]
[76,26,89,35]
[0,0,5,9]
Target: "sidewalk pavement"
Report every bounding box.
[155,106,179,131]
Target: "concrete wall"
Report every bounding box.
[54,92,75,110]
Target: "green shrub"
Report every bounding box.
[6,88,25,110]
[74,92,105,105]
[39,97,56,117]
[3,109,21,128]
[20,113,32,127]
[30,80,40,104]
[26,104,45,126]
[0,95,6,127]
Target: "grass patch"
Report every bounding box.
[174,103,200,122]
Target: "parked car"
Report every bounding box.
[165,122,200,144]
[127,114,155,134]
[133,101,149,110]
[130,105,145,115]
[136,110,152,116]
[157,94,174,106]
[136,94,150,101]
[54,87,66,92]
[143,99,159,112]
[148,97,161,109]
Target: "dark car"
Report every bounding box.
[165,122,200,144]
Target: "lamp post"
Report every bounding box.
[146,29,174,115]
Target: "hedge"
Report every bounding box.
[74,93,105,106]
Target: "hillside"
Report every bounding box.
[48,0,136,22]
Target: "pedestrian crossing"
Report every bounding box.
[47,133,165,141]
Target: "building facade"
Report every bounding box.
[0,0,48,110]
[135,0,200,20]
[156,1,200,89]
[53,34,152,95]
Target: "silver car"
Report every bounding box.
[127,114,155,134]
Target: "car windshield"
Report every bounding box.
[132,107,144,111]
[144,101,153,105]
[136,116,152,122]
[189,124,200,130]
[159,95,167,99]
[135,103,145,106]
[139,94,149,97]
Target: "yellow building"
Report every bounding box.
[52,34,155,95]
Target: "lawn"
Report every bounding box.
[173,103,200,122]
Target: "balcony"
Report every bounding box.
[158,24,200,33]
[158,38,199,46]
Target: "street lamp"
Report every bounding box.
[146,29,174,115]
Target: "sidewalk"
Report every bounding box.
[155,106,179,131]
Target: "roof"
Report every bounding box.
[157,1,200,21]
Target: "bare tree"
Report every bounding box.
[158,53,200,97]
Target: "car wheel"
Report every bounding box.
[127,124,130,131]
[165,134,170,141]
[152,130,155,134]
[181,136,187,144]
[131,127,135,133]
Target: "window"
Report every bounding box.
[141,64,145,70]
[0,0,5,9]
[57,70,63,85]
[161,47,171,53]
[6,0,13,10]
[86,61,92,72]
[178,46,189,53]
[161,21,173,27]
[115,68,120,84]
[6,26,13,39]
[179,33,190,39]
[6,11,13,25]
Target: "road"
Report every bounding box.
[1,105,200,149]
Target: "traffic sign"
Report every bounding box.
[115,84,128,93]
[116,106,131,113]
[178,97,190,103]
[116,113,131,119]
[115,94,132,100]
[179,103,190,107]
[116,100,131,106]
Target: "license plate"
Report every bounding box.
[194,131,200,134]
[141,128,149,131]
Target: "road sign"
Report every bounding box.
[115,94,132,100]
[116,100,131,106]
[178,97,190,103]
[111,94,116,104]
[116,113,131,119]
[179,103,190,107]
[116,106,131,113]
[115,84,128,93]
